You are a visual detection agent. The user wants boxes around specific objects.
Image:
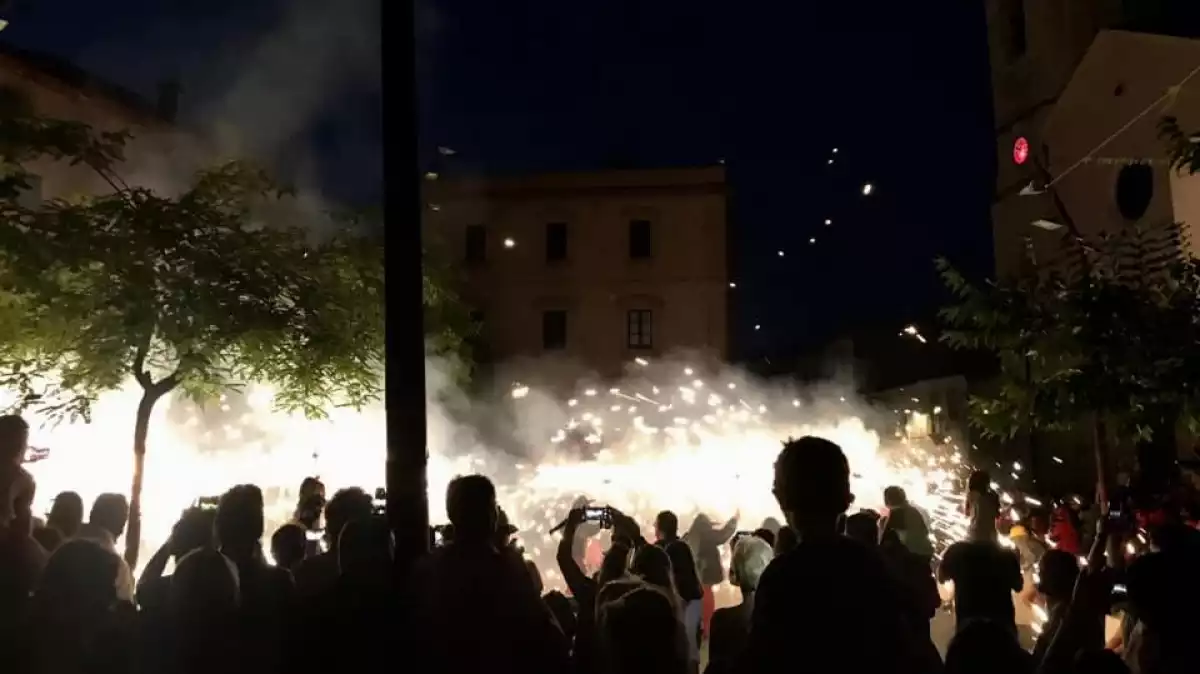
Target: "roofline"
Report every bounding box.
[0,42,172,130]
[428,166,727,200]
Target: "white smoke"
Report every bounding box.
[24,350,968,589]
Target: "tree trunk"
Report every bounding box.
[1023,356,1039,489]
[124,389,160,569]
[1093,415,1110,512]
[1135,404,1178,497]
[381,0,430,580]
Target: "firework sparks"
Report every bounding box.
[501,361,970,590]
[20,358,972,599]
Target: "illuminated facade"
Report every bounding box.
[987,1,1200,276]
[424,167,729,381]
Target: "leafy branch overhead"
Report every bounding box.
[0,101,398,421]
[936,221,1200,445]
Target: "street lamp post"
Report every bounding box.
[381,0,429,576]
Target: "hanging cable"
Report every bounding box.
[1036,62,1200,191]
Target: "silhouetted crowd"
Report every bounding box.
[3,411,1200,674]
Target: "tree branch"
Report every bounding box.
[132,343,151,389]
[149,371,180,398]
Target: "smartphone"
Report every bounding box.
[305,528,323,542]
[583,506,611,527]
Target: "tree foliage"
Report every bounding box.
[937,222,1200,449]
[0,95,466,565]
[0,102,475,423]
[0,156,384,423]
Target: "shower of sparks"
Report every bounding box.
[20,358,986,608]
[901,324,928,344]
[500,362,972,594]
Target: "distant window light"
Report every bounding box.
[542,310,567,351]
[465,225,487,264]
[627,310,653,349]
[546,222,568,263]
[1007,0,1027,60]
[629,219,653,259]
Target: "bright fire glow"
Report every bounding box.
[21,360,970,593]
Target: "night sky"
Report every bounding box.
[4,0,994,363]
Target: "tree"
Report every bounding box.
[938,219,1200,500]
[0,99,396,566]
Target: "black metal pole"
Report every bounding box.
[380,0,429,576]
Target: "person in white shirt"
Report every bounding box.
[75,493,136,603]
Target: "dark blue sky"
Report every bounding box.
[4,0,994,361]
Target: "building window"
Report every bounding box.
[1007,0,1027,60]
[629,219,652,259]
[1115,163,1153,221]
[545,221,568,263]
[465,225,487,264]
[542,310,567,350]
[627,309,653,349]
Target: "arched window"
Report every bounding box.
[1114,163,1153,221]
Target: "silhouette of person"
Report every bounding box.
[599,583,691,674]
[708,535,773,674]
[880,485,934,564]
[293,487,372,599]
[655,510,680,546]
[75,494,135,603]
[409,474,569,674]
[137,506,215,613]
[29,538,135,674]
[270,524,307,572]
[944,618,1032,674]
[665,540,705,670]
[215,484,293,673]
[33,491,84,552]
[166,547,242,674]
[741,436,929,674]
[0,415,34,535]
